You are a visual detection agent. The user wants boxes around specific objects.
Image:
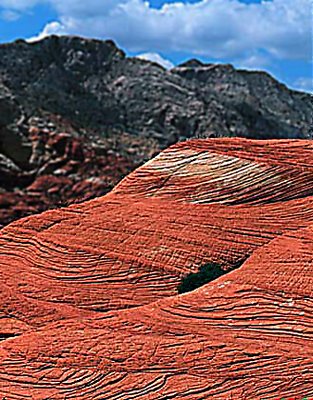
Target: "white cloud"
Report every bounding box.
[27,21,67,42]
[136,52,174,69]
[234,52,272,71]
[1,8,20,20]
[0,0,43,10]
[1,0,312,62]
[292,77,313,93]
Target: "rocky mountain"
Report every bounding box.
[0,138,312,398]
[1,35,312,143]
[0,35,312,227]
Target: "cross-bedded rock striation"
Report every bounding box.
[0,138,312,399]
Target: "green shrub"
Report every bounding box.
[178,259,245,294]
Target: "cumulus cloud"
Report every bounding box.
[136,52,174,69]
[27,21,68,42]
[1,0,311,62]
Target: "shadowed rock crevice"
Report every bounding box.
[0,333,20,341]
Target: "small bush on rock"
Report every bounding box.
[178,259,245,294]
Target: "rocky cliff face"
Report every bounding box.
[0,35,312,227]
[0,138,312,398]
[1,35,312,143]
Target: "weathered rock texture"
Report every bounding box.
[0,123,156,228]
[0,138,312,399]
[0,35,312,227]
[1,36,312,143]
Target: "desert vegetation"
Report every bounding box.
[178,259,245,294]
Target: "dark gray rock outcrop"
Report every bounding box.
[0,35,311,147]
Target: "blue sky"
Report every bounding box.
[0,0,312,92]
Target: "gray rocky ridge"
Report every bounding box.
[0,35,312,148]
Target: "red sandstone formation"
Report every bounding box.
[0,138,312,399]
[0,128,143,229]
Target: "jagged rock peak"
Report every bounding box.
[176,59,206,68]
[175,59,235,71]
[0,35,126,69]
[37,35,125,58]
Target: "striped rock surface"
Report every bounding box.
[0,138,312,399]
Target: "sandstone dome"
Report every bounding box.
[0,138,312,399]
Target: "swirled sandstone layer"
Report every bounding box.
[0,138,312,399]
[115,139,313,204]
